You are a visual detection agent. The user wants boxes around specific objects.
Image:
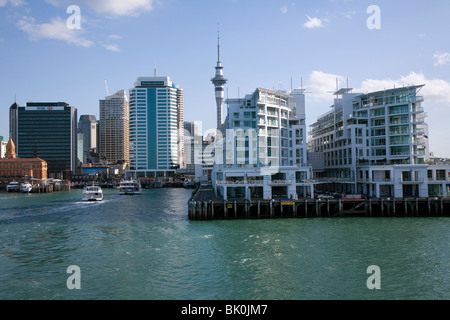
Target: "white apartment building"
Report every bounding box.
[213,88,314,201]
[309,85,450,198]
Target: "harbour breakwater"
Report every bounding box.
[188,187,450,220]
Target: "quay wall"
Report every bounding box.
[188,197,450,220]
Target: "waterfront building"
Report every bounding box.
[308,85,450,198]
[78,115,98,164]
[212,87,314,201]
[99,91,129,166]
[126,76,184,180]
[0,138,48,181]
[15,102,77,179]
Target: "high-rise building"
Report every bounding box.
[16,102,78,178]
[99,90,129,166]
[9,102,19,146]
[127,77,184,179]
[78,115,98,163]
[211,32,228,130]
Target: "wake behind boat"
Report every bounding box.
[82,185,104,201]
[119,180,142,195]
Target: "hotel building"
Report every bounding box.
[126,77,184,179]
[212,88,314,201]
[309,85,449,198]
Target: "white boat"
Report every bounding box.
[6,181,20,192]
[119,180,142,195]
[82,185,104,201]
[20,182,33,193]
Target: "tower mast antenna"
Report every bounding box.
[211,23,228,130]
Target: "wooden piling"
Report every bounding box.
[187,197,450,221]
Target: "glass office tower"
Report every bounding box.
[17,102,78,178]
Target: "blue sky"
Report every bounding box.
[1,0,450,157]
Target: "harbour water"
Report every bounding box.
[0,188,449,300]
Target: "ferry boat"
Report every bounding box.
[20,182,33,193]
[6,181,20,192]
[119,180,142,195]
[82,185,104,201]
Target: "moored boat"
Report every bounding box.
[20,182,33,193]
[6,181,20,192]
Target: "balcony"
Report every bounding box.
[357,177,394,183]
[400,178,425,184]
[413,139,426,146]
[269,180,293,185]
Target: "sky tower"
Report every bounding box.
[211,27,228,130]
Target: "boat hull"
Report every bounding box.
[82,186,104,202]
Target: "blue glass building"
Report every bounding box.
[127,77,184,179]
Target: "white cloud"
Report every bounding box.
[108,34,122,40]
[306,71,346,102]
[103,44,120,52]
[344,11,356,19]
[0,0,26,6]
[17,16,93,47]
[306,71,450,104]
[358,72,450,103]
[303,16,324,29]
[45,0,155,17]
[280,6,288,14]
[433,52,450,67]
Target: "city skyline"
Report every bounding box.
[1,1,450,157]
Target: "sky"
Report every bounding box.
[1,0,450,157]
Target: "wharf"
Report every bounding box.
[188,187,450,220]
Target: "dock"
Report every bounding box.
[188,187,450,220]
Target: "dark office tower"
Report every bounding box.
[78,115,98,163]
[17,102,78,179]
[9,102,19,146]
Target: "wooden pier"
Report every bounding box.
[188,188,450,220]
